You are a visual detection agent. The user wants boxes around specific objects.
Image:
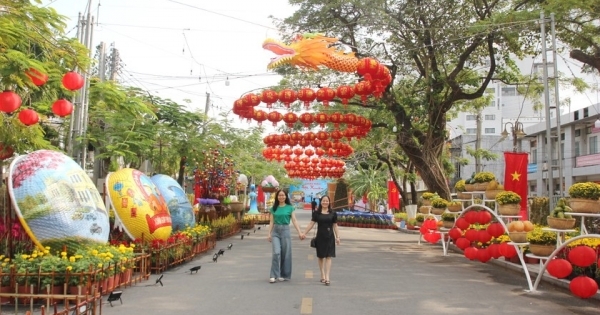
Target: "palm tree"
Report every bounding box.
[347,166,388,213]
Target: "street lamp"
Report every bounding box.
[501,121,526,152]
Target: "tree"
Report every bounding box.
[276,1,538,199]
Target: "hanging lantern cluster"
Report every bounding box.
[0,71,84,127]
[283,158,346,179]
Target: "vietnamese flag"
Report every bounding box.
[388,180,400,210]
[504,152,528,220]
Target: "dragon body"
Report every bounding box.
[262,34,360,72]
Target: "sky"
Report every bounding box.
[42,0,297,119]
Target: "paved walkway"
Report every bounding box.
[98,211,599,315]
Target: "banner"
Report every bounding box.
[504,152,528,220]
[387,180,400,210]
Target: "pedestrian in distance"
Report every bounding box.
[311,198,317,212]
[267,189,303,283]
[301,195,340,286]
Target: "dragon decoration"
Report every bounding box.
[231,34,391,180]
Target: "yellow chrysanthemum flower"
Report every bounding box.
[61,251,67,256]
[66,266,73,271]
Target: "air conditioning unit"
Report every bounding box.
[542,163,548,171]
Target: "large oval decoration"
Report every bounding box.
[8,150,110,252]
[151,174,194,232]
[106,168,172,241]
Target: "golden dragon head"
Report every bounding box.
[262,34,356,71]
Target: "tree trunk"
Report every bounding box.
[401,141,451,200]
[177,156,187,186]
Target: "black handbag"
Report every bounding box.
[310,237,317,248]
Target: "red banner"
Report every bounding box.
[388,180,400,210]
[504,152,528,220]
[257,185,265,203]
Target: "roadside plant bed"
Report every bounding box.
[245,213,271,225]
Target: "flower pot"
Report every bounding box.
[421,200,432,207]
[447,204,462,212]
[568,198,600,213]
[431,207,445,215]
[262,186,278,193]
[465,184,475,192]
[485,189,504,200]
[419,206,430,214]
[229,202,244,212]
[0,285,11,304]
[508,232,527,243]
[69,285,89,296]
[528,244,556,256]
[457,192,470,199]
[17,284,38,304]
[498,204,520,215]
[442,221,454,229]
[474,182,489,191]
[546,216,576,229]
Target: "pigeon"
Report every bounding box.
[247,232,250,236]
[227,243,233,250]
[254,229,256,233]
[241,235,244,240]
[189,266,201,274]
[213,253,218,262]
[258,226,261,230]
[218,249,225,256]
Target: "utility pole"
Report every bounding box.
[550,13,564,198]
[204,92,211,116]
[541,11,555,211]
[475,110,482,173]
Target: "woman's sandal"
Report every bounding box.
[325,280,330,286]
[320,279,326,283]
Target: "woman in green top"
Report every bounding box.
[267,189,302,283]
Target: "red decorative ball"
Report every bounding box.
[464,246,478,260]
[476,247,492,263]
[62,71,84,91]
[455,237,471,250]
[25,68,49,86]
[546,258,572,279]
[0,90,22,113]
[569,276,598,299]
[568,246,597,268]
[18,109,39,126]
[52,99,74,117]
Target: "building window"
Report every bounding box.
[484,114,495,120]
[590,136,598,154]
[575,129,581,137]
[560,133,565,140]
[575,141,580,157]
[531,148,537,164]
[466,115,477,121]
[490,100,496,108]
[466,128,477,134]
[501,87,516,96]
[584,107,589,118]
[484,128,495,133]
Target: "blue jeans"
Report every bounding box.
[270,224,292,279]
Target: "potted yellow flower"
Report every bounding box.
[430,198,449,215]
[568,182,600,213]
[526,225,557,256]
[473,172,495,190]
[441,212,456,229]
[420,192,438,207]
[447,201,463,213]
[495,191,521,215]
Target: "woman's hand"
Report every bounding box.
[267,234,272,242]
[336,237,340,245]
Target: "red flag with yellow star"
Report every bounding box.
[504,152,528,219]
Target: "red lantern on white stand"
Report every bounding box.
[62,71,84,91]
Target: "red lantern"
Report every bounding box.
[297,87,316,110]
[18,109,39,126]
[278,89,297,108]
[51,99,74,117]
[267,111,283,126]
[345,113,358,126]
[282,112,298,128]
[313,112,329,128]
[455,217,470,230]
[464,210,478,224]
[0,90,22,113]
[299,113,313,128]
[62,71,84,91]
[336,85,355,106]
[568,246,597,268]
[498,242,517,258]
[242,93,261,108]
[356,57,380,81]
[316,87,336,107]
[261,89,279,109]
[293,147,303,156]
[464,247,478,260]
[316,131,329,141]
[0,144,14,160]
[455,237,470,250]
[487,243,502,259]
[329,112,344,129]
[477,211,492,225]
[486,222,505,238]
[477,230,492,244]
[25,68,49,86]
[353,80,373,105]
[464,229,478,242]
[546,258,572,279]
[476,247,491,263]
[448,227,462,240]
[253,110,268,125]
[569,276,598,299]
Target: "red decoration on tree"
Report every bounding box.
[297,87,316,110]
[299,112,314,128]
[329,112,344,129]
[253,109,268,125]
[356,57,380,81]
[282,112,298,128]
[0,90,22,113]
[330,130,343,142]
[51,99,74,117]
[353,80,373,105]
[261,89,279,109]
[62,71,84,91]
[345,113,357,126]
[267,111,283,126]
[278,89,297,108]
[314,112,329,128]
[546,258,572,279]
[18,109,39,126]
[242,93,261,108]
[316,87,336,107]
[0,144,14,160]
[25,68,49,86]
[569,276,598,299]
[568,246,597,268]
[336,85,355,106]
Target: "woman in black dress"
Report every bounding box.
[301,195,340,286]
